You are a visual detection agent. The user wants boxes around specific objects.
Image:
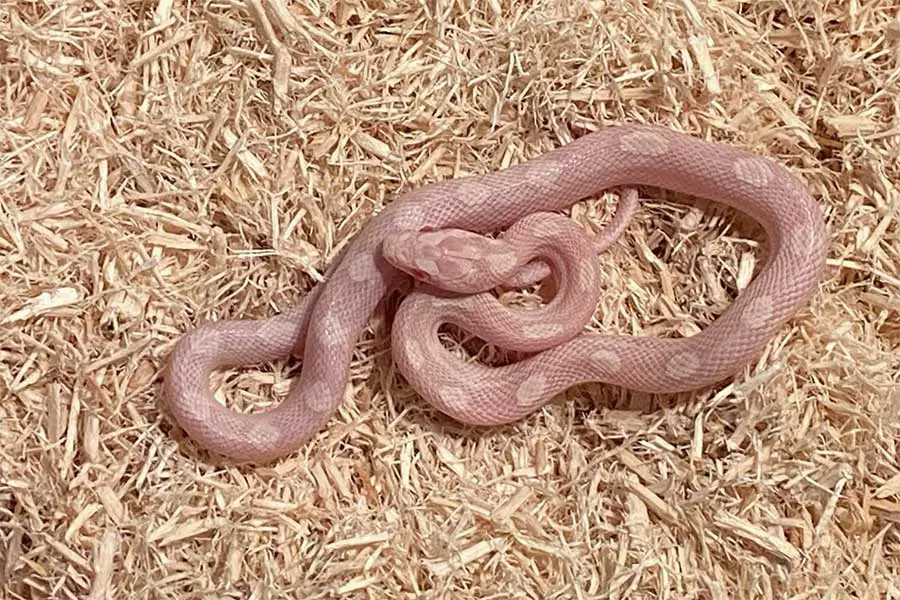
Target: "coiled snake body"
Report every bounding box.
[163,124,827,463]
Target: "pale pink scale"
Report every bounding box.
[491,251,519,273]
[438,385,468,410]
[522,323,565,339]
[521,159,565,189]
[348,252,377,283]
[439,234,488,260]
[739,294,775,331]
[396,211,426,229]
[245,418,284,444]
[578,262,596,292]
[515,373,548,407]
[590,349,622,372]
[414,256,441,276]
[322,311,345,348]
[732,158,773,188]
[404,338,426,371]
[255,318,290,343]
[305,380,336,412]
[663,352,702,382]
[619,131,671,157]
[456,181,495,207]
[800,203,824,262]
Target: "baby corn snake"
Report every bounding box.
[162,124,827,463]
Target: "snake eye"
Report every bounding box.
[405,267,430,282]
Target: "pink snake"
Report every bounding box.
[162,124,827,463]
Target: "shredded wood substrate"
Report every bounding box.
[2,1,899,598]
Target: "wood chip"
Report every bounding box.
[714,513,802,566]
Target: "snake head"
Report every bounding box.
[382,229,520,293]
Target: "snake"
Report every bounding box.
[162,124,827,463]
